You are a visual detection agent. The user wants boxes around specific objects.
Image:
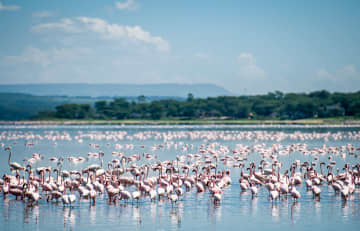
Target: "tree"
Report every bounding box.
[55,104,92,119]
[187,93,194,102]
[274,91,284,99]
[35,90,360,121]
[183,103,197,118]
[55,104,78,119]
[149,101,164,119]
[95,101,107,111]
[310,90,330,99]
[78,104,92,119]
[236,105,250,118]
[110,98,130,119]
[95,100,111,119]
[137,95,146,103]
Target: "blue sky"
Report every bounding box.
[0,0,359,94]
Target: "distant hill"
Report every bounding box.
[0,93,99,120]
[0,83,232,98]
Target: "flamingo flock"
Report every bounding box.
[0,127,360,211]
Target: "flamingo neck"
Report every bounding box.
[8,149,12,166]
[41,171,44,184]
[122,159,126,172]
[277,171,280,181]
[320,165,323,175]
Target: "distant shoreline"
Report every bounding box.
[1,118,360,125]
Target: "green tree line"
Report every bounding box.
[35,90,360,120]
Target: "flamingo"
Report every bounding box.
[5,147,25,171]
[169,193,178,205]
[312,186,321,198]
[269,189,279,201]
[132,190,141,203]
[290,186,301,200]
[214,193,222,203]
[157,184,166,199]
[340,185,349,200]
[149,189,157,201]
[250,182,258,198]
[118,190,131,203]
[62,194,77,206]
[24,183,41,204]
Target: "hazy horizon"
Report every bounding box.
[1,0,359,94]
[0,83,233,98]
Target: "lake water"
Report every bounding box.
[0,124,360,231]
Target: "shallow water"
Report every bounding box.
[0,124,360,231]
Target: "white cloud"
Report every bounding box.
[115,0,139,11]
[3,16,171,85]
[32,17,170,51]
[315,64,359,92]
[343,64,356,75]
[3,46,92,67]
[0,1,20,11]
[32,18,82,33]
[221,52,270,94]
[316,69,333,80]
[1,43,173,84]
[32,11,54,18]
[237,53,255,66]
[316,65,358,80]
[4,47,51,67]
[237,52,266,79]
